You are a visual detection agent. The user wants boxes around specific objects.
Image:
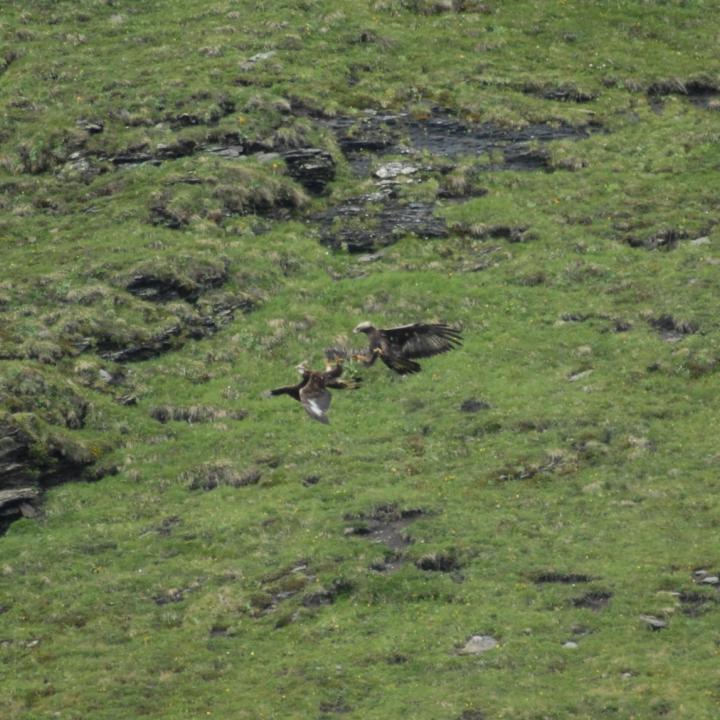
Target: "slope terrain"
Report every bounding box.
[1,1,719,718]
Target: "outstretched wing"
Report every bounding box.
[267,382,303,401]
[383,322,462,359]
[299,376,331,424]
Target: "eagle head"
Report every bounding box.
[353,321,374,335]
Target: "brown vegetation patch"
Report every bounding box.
[521,82,597,103]
[183,461,261,491]
[532,572,593,584]
[492,449,577,482]
[0,368,89,429]
[150,405,246,424]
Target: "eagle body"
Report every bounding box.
[353,321,462,375]
[269,362,360,423]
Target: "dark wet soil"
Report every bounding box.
[316,195,447,253]
[460,398,492,413]
[624,228,688,251]
[648,314,698,342]
[323,110,595,172]
[647,78,720,110]
[415,551,462,573]
[344,504,427,571]
[570,590,612,611]
[457,710,486,720]
[678,590,718,617]
[313,109,599,252]
[125,264,229,303]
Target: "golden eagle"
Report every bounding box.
[267,362,361,424]
[352,321,462,374]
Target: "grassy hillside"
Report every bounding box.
[1,1,719,718]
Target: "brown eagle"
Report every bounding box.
[352,321,462,375]
[267,361,361,424]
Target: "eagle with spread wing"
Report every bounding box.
[267,361,361,424]
[352,321,462,375]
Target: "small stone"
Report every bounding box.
[693,570,709,580]
[356,253,382,263]
[76,118,104,134]
[374,162,419,180]
[701,576,719,585]
[639,614,667,630]
[690,236,710,246]
[575,345,593,356]
[240,50,276,70]
[562,641,579,649]
[458,635,498,655]
[568,369,593,382]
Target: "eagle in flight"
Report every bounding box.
[352,321,462,375]
[267,361,361,424]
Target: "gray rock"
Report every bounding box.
[639,614,667,630]
[356,253,382,263]
[458,635,498,655]
[701,576,719,585]
[567,369,593,382]
[460,398,491,413]
[240,51,276,70]
[76,118,104,134]
[374,162,419,180]
[282,148,335,193]
[562,641,579,649]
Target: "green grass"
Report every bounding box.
[2,1,720,718]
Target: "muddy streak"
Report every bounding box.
[323,110,596,172]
